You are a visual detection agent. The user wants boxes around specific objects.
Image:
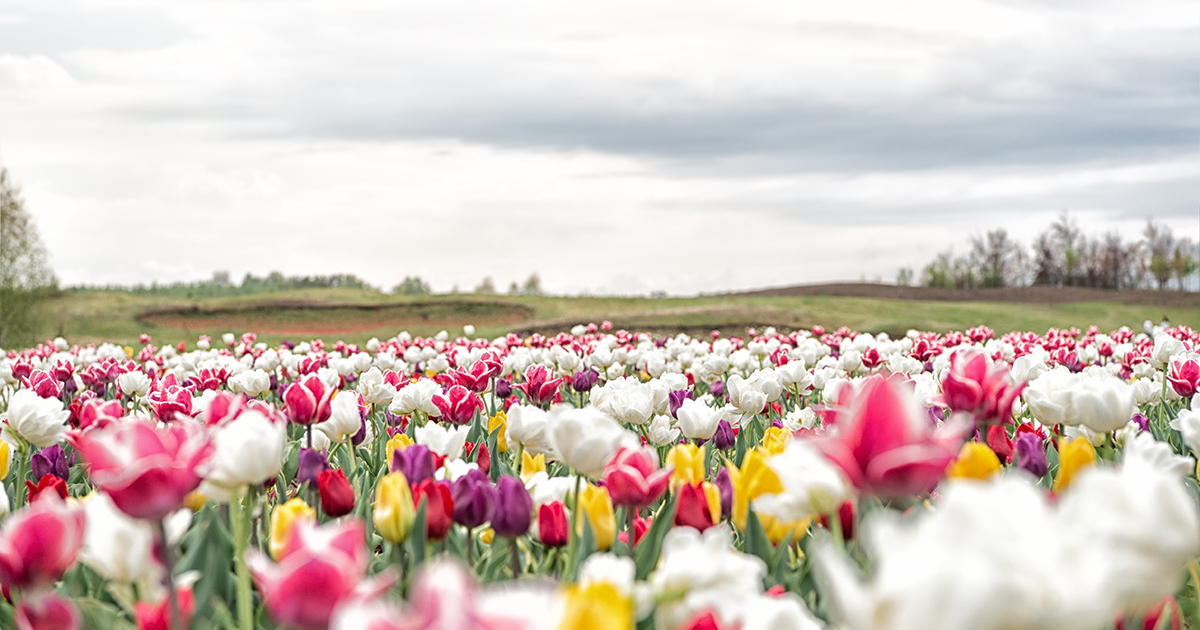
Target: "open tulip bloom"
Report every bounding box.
[0,322,1198,630]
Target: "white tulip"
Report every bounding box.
[544,405,638,477]
[1,389,69,448]
[201,409,287,501]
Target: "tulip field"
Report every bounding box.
[0,320,1199,630]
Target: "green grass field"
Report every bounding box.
[23,287,1200,348]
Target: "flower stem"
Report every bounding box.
[232,486,255,630]
[154,518,182,630]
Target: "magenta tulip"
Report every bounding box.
[602,446,671,508]
[0,495,86,591]
[939,348,1025,424]
[431,385,482,426]
[283,374,335,425]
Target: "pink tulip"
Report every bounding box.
[0,495,86,591]
[939,348,1025,424]
[248,518,394,630]
[444,355,502,393]
[431,385,482,426]
[283,374,335,425]
[815,374,967,500]
[515,365,562,407]
[1168,358,1200,398]
[16,591,81,630]
[602,446,672,508]
[23,370,62,400]
[146,374,193,423]
[72,418,214,520]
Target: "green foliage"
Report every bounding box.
[392,276,432,296]
[0,168,57,348]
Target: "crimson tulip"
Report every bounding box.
[939,348,1025,424]
[602,446,671,508]
[317,469,356,518]
[16,592,80,630]
[674,482,719,532]
[146,374,193,423]
[134,588,195,630]
[413,479,454,541]
[283,374,335,425]
[26,473,68,503]
[1168,358,1200,398]
[431,385,481,426]
[537,501,568,547]
[0,494,86,591]
[515,366,562,407]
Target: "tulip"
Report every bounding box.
[146,374,193,423]
[760,426,789,456]
[282,374,335,426]
[75,398,123,431]
[576,484,615,550]
[939,348,1025,423]
[413,479,454,541]
[134,588,195,630]
[1053,436,1096,493]
[317,391,366,444]
[495,378,513,399]
[392,444,436,486]
[3,389,70,448]
[558,582,633,630]
[544,405,638,478]
[296,448,329,486]
[712,419,736,451]
[451,469,496,529]
[492,476,533,538]
[30,444,68,482]
[520,450,546,484]
[677,398,721,440]
[946,442,1002,480]
[538,501,569,547]
[16,592,81,630]
[572,368,599,393]
[813,375,967,500]
[1168,358,1200,398]
[816,500,857,542]
[26,473,68,503]
[72,418,214,520]
[666,443,706,489]
[986,424,1014,463]
[385,433,413,467]
[374,473,415,544]
[269,498,316,561]
[714,467,733,517]
[515,365,562,407]
[0,494,86,591]
[317,469,356,518]
[1014,432,1048,478]
[447,357,501,393]
[727,448,783,530]
[431,385,482,426]
[24,370,63,399]
[603,447,671,508]
[680,611,726,630]
[674,482,721,532]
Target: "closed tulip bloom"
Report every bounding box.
[1168,358,1200,398]
[413,479,454,541]
[392,444,436,486]
[946,442,1002,481]
[26,474,68,503]
[603,446,671,508]
[572,368,600,393]
[269,498,316,561]
[712,419,736,451]
[0,494,86,591]
[25,370,63,399]
[940,348,1026,423]
[30,444,68,482]
[577,484,616,550]
[1053,437,1096,493]
[674,482,721,532]
[16,592,81,630]
[1013,432,1049,478]
[515,365,562,407]
[283,374,335,426]
[492,476,533,537]
[451,469,496,529]
[487,412,508,453]
[385,433,414,467]
[538,501,569,547]
[296,448,330,486]
[676,398,720,440]
[72,418,214,520]
[666,443,706,489]
[373,473,415,544]
[146,374,193,423]
[134,588,195,630]
[317,469,355,518]
[431,385,482,426]
[727,448,784,530]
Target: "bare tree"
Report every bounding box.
[1144,219,1174,290]
[1,168,57,347]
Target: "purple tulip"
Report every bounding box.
[1130,412,1149,433]
[31,444,69,482]
[1014,433,1048,478]
[714,467,733,518]
[572,368,599,393]
[709,380,725,400]
[392,444,435,486]
[350,416,368,447]
[495,379,513,400]
[491,476,532,537]
[297,448,329,485]
[451,469,497,529]
[712,419,736,451]
[668,389,694,419]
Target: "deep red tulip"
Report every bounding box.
[146,373,193,423]
[26,474,68,504]
[283,374,335,425]
[602,446,671,508]
[1168,359,1200,398]
[413,479,454,541]
[23,371,62,400]
[674,482,718,532]
[317,469,356,518]
[0,495,86,591]
[537,501,569,548]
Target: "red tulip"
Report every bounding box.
[72,418,214,520]
[135,588,195,630]
[248,519,394,630]
[602,446,671,508]
[446,356,502,393]
[26,473,68,504]
[431,385,481,426]
[680,611,728,630]
[674,482,719,532]
[537,501,569,548]
[317,469,356,518]
[413,479,454,541]
[814,374,967,500]
[939,348,1025,424]
[0,495,86,591]
[283,374,335,425]
[16,592,80,630]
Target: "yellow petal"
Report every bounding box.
[521,451,547,484]
[577,484,615,551]
[558,582,632,630]
[269,498,316,560]
[385,433,414,468]
[666,443,706,489]
[488,411,509,453]
[373,472,415,544]
[1053,437,1096,493]
[947,442,1002,481]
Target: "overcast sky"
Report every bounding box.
[0,0,1196,295]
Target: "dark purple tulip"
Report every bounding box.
[31,444,69,482]
[668,389,694,419]
[491,476,532,537]
[1130,412,1149,433]
[714,467,733,518]
[297,448,330,485]
[392,444,435,485]
[712,419,736,451]
[451,469,497,529]
[495,379,513,400]
[572,369,599,393]
[1014,433,1048,478]
[350,416,368,446]
[709,380,725,400]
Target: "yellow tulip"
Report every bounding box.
[761,427,789,456]
[373,472,416,544]
[0,441,10,479]
[521,451,547,484]
[489,411,509,453]
[758,513,810,545]
[1053,437,1096,493]
[386,433,414,468]
[701,480,722,525]
[183,490,208,512]
[727,448,783,530]
[947,442,1002,480]
[577,484,616,551]
[269,498,316,560]
[558,582,633,630]
[666,443,706,488]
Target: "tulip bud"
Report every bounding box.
[31,445,69,483]
[603,446,671,508]
[134,587,195,630]
[492,476,532,538]
[709,380,725,399]
[385,433,413,468]
[0,495,86,591]
[576,484,615,550]
[986,425,1014,464]
[495,379,512,399]
[27,473,69,503]
[269,498,315,561]
[712,419,736,451]
[537,501,568,547]
[714,467,733,518]
[1013,433,1048,478]
[373,472,415,544]
[392,444,435,486]
[474,442,491,476]
[572,368,599,393]
[297,448,330,486]
[413,479,454,541]
[675,481,721,532]
[946,442,1002,480]
[317,469,355,518]
[1053,436,1096,493]
[451,469,496,529]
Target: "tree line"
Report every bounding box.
[901,213,1199,291]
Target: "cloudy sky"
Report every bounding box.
[0,0,1196,295]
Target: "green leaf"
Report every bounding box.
[407,499,428,570]
[635,494,677,580]
[75,598,135,630]
[742,508,775,572]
